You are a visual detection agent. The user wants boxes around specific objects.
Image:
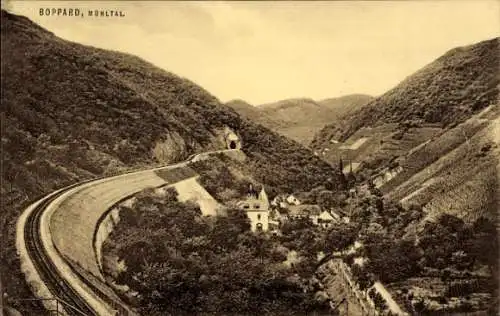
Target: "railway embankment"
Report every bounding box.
[49,170,168,280]
[16,191,65,314]
[16,150,237,315]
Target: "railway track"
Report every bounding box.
[21,149,238,315]
[25,185,97,316]
[24,179,139,315]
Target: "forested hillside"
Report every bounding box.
[318,94,374,119]
[312,38,499,147]
[309,38,499,235]
[103,188,333,315]
[0,10,339,311]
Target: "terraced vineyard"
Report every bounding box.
[320,123,442,178]
[381,115,492,195]
[386,104,499,223]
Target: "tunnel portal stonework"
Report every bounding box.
[224,127,242,150]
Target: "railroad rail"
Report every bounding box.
[24,185,97,316]
[19,149,239,315]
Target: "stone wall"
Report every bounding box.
[95,207,121,275]
[49,169,168,280]
[329,259,409,316]
[329,259,379,316]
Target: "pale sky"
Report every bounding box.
[3,1,499,105]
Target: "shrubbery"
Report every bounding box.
[1,10,340,311]
[104,189,332,315]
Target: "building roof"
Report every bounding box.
[258,187,269,205]
[288,204,321,216]
[237,198,268,212]
[318,210,336,221]
[237,186,270,212]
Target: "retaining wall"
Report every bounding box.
[330,260,378,316]
[49,170,168,280]
[330,260,408,316]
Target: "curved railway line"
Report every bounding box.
[20,149,237,315]
[25,185,97,316]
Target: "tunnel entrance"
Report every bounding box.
[224,127,242,150]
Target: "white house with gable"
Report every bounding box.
[237,185,270,232]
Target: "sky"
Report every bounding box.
[3,1,499,105]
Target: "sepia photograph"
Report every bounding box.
[0,1,499,315]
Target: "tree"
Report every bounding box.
[371,290,387,311]
[365,237,421,283]
[324,222,359,253]
[351,264,374,290]
[346,171,357,189]
[418,214,465,269]
[226,208,251,233]
[466,217,498,272]
[337,173,348,192]
[316,190,337,210]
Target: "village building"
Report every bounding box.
[286,194,301,205]
[271,195,288,209]
[284,204,348,229]
[348,187,358,198]
[237,185,270,232]
[287,204,321,223]
[317,210,337,229]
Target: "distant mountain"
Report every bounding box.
[312,38,500,148]
[310,37,499,224]
[225,99,286,129]
[259,98,332,120]
[227,95,373,146]
[318,94,374,118]
[1,10,340,310]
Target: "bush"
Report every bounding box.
[104,188,327,315]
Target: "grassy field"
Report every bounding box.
[382,114,492,193]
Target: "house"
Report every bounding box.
[237,185,270,232]
[285,204,346,229]
[286,194,301,205]
[268,219,280,232]
[273,195,290,209]
[271,195,288,208]
[317,209,345,228]
[317,210,336,228]
[287,204,321,223]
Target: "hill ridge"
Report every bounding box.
[1,9,341,313]
[312,37,499,147]
[227,94,373,145]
